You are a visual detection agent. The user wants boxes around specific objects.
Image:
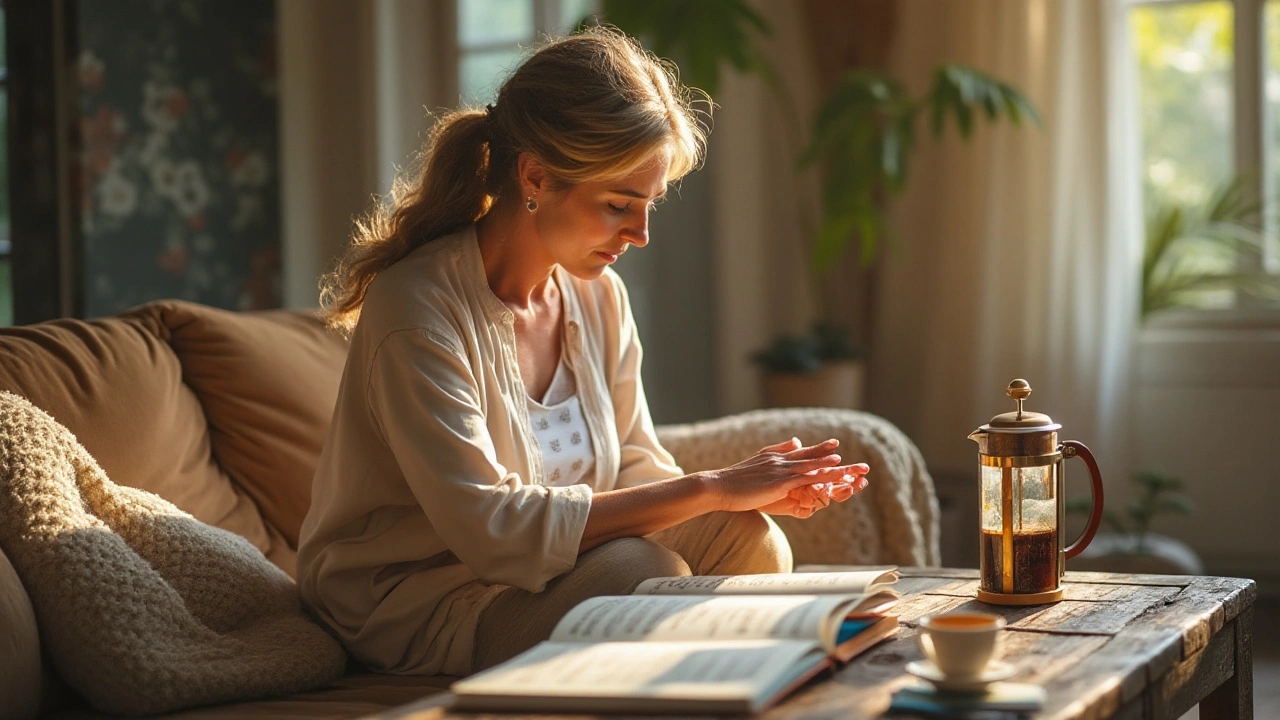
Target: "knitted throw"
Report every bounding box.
[657,407,941,567]
[0,392,347,715]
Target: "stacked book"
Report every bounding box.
[451,567,901,714]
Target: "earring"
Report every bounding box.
[526,197,538,213]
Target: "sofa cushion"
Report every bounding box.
[153,301,348,547]
[0,545,40,720]
[0,310,273,555]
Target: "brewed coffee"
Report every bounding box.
[980,528,1058,594]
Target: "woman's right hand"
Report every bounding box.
[701,437,866,514]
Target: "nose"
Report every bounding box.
[622,206,651,248]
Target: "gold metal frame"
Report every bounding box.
[980,452,1063,468]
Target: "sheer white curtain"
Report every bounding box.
[711,1,824,415]
[868,0,1142,481]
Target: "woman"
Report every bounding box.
[296,28,871,677]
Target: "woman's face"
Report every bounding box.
[532,149,672,280]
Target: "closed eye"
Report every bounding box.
[608,198,663,215]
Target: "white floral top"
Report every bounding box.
[528,357,595,487]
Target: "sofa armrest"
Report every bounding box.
[0,544,41,720]
[656,408,940,568]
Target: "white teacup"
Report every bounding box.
[917,612,1006,677]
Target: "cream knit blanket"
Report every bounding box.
[657,407,941,567]
[0,392,347,715]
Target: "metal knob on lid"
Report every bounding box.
[987,379,1059,431]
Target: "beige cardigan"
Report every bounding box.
[296,227,683,676]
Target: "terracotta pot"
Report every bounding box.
[762,360,865,409]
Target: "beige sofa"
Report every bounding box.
[0,300,938,719]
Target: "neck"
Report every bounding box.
[476,198,557,311]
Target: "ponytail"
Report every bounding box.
[320,110,493,333]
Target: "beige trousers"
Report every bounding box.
[471,510,793,671]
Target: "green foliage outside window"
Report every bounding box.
[1131,2,1280,311]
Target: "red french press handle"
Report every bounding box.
[1062,440,1104,559]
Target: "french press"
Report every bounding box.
[968,379,1105,605]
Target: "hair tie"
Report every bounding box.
[481,104,497,138]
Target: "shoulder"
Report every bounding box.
[356,229,477,347]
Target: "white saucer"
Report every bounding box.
[905,659,1016,692]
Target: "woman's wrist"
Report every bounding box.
[686,471,725,513]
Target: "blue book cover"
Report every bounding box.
[889,682,1046,716]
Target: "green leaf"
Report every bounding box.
[858,214,881,267]
[812,212,859,273]
[1152,496,1195,516]
[927,64,1041,140]
[598,0,773,97]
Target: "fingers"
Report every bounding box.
[794,467,871,503]
[782,438,840,459]
[759,437,803,454]
[760,437,840,458]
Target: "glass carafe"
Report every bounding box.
[969,379,1104,605]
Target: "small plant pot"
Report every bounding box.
[762,360,865,409]
[1068,532,1205,575]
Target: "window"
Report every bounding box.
[1127,0,1278,310]
[456,0,595,106]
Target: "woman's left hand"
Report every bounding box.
[758,463,870,519]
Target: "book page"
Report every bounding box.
[451,639,824,705]
[549,594,856,644]
[633,568,898,597]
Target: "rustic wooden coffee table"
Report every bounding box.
[373,568,1257,719]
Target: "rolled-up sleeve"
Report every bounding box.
[367,328,591,591]
[604,277,684,490]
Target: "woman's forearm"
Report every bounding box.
[579,473,723,551]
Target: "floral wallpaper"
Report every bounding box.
[78,0,279,317]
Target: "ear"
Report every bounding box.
[516,153,548,196]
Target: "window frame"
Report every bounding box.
[6,0,81,324]
[454,0,597,106]
[0,0,8,258]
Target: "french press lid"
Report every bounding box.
[982,379,1061,432]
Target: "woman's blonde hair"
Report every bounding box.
[320,26,709,334]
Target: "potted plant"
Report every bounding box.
[751,322,864,408]
[1066,470,1203,575]
[590,1,1039,409]
[1142,175,1280,316]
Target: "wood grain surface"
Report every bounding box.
[369,569,1257,720]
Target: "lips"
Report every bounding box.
[596,249,624,262]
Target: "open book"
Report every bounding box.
[450,567,900,714]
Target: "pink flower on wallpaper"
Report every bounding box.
[242,246,281,310]
[156,244,189,277]
[230,151,269,187]
[82,106,126,163]
[81,105,127,210]
[164,89,190,121]
[142,81,188,132]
